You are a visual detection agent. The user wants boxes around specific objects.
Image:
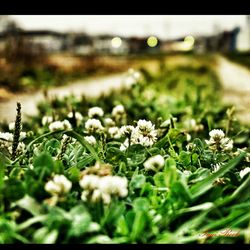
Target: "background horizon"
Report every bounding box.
[10,15,247,40]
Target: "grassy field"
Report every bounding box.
[0,56,249,244]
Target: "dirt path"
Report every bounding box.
[214,55,250,124]
[0,73,128,123]
[1,54,250,125]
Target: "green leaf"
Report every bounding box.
[190,154,244,198]
[106,147,126,165]
[179,151,191,166]
[154,172,166,187]
[177,202,214,215]
[129,174,146,189]
[116,215,129,236]
[130,210,147,242]
[33,227,58,244]
[15,195,43,216]
[171,180,193,203]
[126,144,147,166]
[3,178,25,202]
[68,205,92,238]
[133,197,150,212]
[33,152,54,169]
[44,138,60,155]
[102,201,125,228]
[76,155,94,170]
[68,166,81,183]
[85,235,113,243]
[164,158,177,188]
[65,131,100,162]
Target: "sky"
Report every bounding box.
[10,15,248,40]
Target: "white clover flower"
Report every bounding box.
[239,167,250,179]
[131,134,156,147]
[129,119,158,147]
[79,174,100,190]
[209,129,225,140]
[63,120,72,130]
[112,105,125,117]
[67,111,83,121]
[49,120,72,132]
[84,135,97,145]
[42,116,53,126]
[85,119,104,134]
[88,107,104,118]
[120,125,135,136]
[220,137,233,151]
[79,174,128,204]
[143,155,165,172]
[0,132,13,141]
[205,129,233,152]
[98,176,128,199]
[137,119,155,132]
[45,174,72,196]
[104,118,115,127]
[108,126,121,139]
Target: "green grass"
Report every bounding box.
[0,60,249,243]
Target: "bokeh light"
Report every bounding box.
[147,36,158,47]
[111,37,122,48]
[184,35,195,46]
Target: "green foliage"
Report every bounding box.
[0,59,249,243]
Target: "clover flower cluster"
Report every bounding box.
[123,68,142,88]
[49,120,72,132]
[112,104,126,124]
[85,118,104,134]
[67,111,83,125]
[88,107,104,118]
[45,174,72,197]
[0,130,26,156]
[143,155,165,172]
[183,119,204,132]
[44,174,72,206]
[104,118,116,127]
[84,135,97,145]
[205,129,233,152]
[79,174,128,204]
[120,120,158,150]
[108,126,121,139]
[42,116,53,126]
